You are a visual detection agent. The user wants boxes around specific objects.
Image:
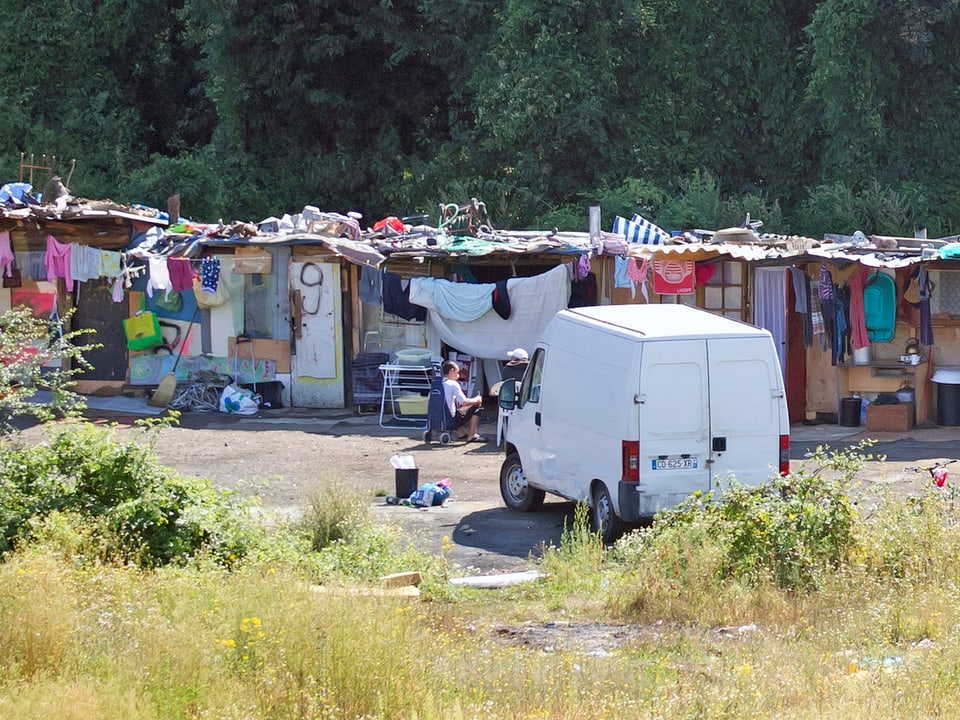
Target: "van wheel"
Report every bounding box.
[591,483,624,544]
[500,453,545,512]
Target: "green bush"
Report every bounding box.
[618,443,869,591]
[0,420,263,567]
[299,480,369,552]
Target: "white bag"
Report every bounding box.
[219,383,260,415]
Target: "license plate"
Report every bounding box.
[652,457,698,470]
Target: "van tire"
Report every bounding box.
[500,453,545,512]
[591,482,624,544]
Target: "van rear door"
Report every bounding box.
[638,339,712,511]
[706,336,785,488]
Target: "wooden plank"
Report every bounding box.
[228,337,291,373]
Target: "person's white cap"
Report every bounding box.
[506,348,528,362]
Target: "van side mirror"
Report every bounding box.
[498,379,518,410]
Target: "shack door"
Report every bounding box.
[288,260,344,408]
[72,278,128,381]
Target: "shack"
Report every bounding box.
[4,180,960,430]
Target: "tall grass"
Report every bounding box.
[5,535,960,719]
[6,431,960,718]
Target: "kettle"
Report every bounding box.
[904,337,921,356]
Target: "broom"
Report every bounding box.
[148,305,200,408]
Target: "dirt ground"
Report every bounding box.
[67,407,571,575]
[21,403,960,576]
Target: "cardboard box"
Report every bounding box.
[866,401,914,432]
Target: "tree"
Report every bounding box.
[0,306,97,433]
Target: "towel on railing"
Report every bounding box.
[612,214,670,245]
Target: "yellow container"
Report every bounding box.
[395,394,429,416]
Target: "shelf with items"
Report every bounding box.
[836,359,928,423]
[379,362,438,429]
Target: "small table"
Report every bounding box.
[379,362,437,428]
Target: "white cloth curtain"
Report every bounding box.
[753,267,787,382]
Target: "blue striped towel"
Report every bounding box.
[612,214,671,245]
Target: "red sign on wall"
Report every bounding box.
[652,260,695,295]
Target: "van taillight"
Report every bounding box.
[779,434,790,475]
[622,440,640,483]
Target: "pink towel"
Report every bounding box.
[45,235,73,291]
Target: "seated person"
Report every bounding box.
[501,347,529,383]
[442,360,485,442]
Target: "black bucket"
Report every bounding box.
[936,383,960,426]
[395,468,419,498]
[840,397,861,427]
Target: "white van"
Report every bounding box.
[497,304,790,542]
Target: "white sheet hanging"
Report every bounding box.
[418,264,571,359]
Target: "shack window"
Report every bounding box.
[675,261,746,320]
[242,272,276,338]
[932,270,960,317]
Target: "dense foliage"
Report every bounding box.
[3,1,959,235]
[0,420,262,567]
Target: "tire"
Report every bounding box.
[500,453,545,512]
[439,432,452,446]
[422,429,432,443]
[591,482,624,544]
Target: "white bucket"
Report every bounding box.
[852,346,871,364]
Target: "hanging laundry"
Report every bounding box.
[382,271,426,321]
[167,256,194,292]
[408,276,492,321]
[917,265,934,347]
[0,231,13,278]
[359,265,382,305]
[98,250,122,278]
[200,256,221,293]
[576,253,591,279]
[45,235,74,291]
[70,243,100,284]
[614,256,635,298]
[789,268,813,349]
[833,284,850,365]
[810,279,826,350]
[789,268,808,313]
[491,279,511,319]
[847,270,870,350]
[146,255,173,298]
[629,258,651,302]
[819,265,836,358]
[121,254,146,290]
